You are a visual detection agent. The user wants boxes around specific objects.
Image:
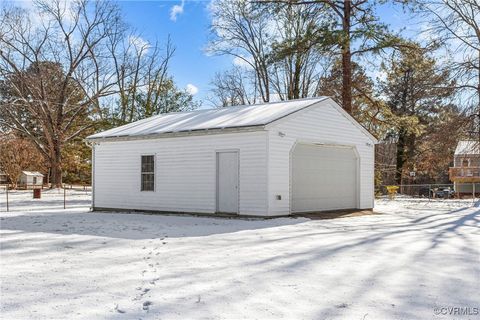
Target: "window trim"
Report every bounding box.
[140,154,155,192]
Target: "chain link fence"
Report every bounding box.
[376,183,479,200]
[0,185,91,212]
[1,183,475,212]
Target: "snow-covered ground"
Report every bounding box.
[1,191,479,320]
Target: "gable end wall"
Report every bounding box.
[266,100,375,215]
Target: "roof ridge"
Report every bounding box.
[161,96,327,116]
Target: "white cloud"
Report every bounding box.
[170,0,185,22]
[186,84,199,95]
[128,35,150,55]
[15,0,75,29]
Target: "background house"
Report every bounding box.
[450,140,480,194]
[87,97,377,216]
[18,171,44,188]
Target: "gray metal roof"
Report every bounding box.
[87,97,329,140]
[22,171,44,176]
[455,140,480,155]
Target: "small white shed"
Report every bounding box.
[87,97,377,216]
[0,171,8,184]
[19,171,44,187]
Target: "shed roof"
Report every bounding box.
[87,97,329,140]
[455,140,480,155]
[22,171,44,177]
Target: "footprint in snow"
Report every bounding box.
[133,287,151,301]
[114,304,126,314]
[142,301,153,311]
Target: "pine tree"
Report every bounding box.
[380,43,455,184]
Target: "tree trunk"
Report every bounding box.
[292,55,302,99]
[50,143,63,188]
[477,52,480,142]
[395,128,407,185]
[341,0,353,114]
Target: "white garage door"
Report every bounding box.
[292,144,357,213]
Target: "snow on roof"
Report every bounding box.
[455,140,480,155]
[87,97,329,140]
[22,171,44,176]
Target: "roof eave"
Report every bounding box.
[85,125,266,143]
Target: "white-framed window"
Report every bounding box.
[141,155,155,191]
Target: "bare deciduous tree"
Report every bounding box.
[108,30,192,124]
[269,3,325,100]
[208,0,272,102]
[417,0,480,138]
[0,0,124,187]
[208,66,257,107]
[210,0,399,112]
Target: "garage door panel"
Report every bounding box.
[292,144,357,212]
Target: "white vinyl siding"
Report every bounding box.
[94,131,268,215]
[266,100,375,215]
[19,174,44,186]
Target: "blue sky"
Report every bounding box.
[117,1,232,105]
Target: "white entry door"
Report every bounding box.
[216,151,239,213]
[292,144,357,212]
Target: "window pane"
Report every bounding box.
[141,155,154,173]
[141,173,154,191]
[141,155,154,191]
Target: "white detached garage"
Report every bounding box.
[86,97,377,216]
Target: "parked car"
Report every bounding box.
[434,187,455,199]
[418,187,455,198]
